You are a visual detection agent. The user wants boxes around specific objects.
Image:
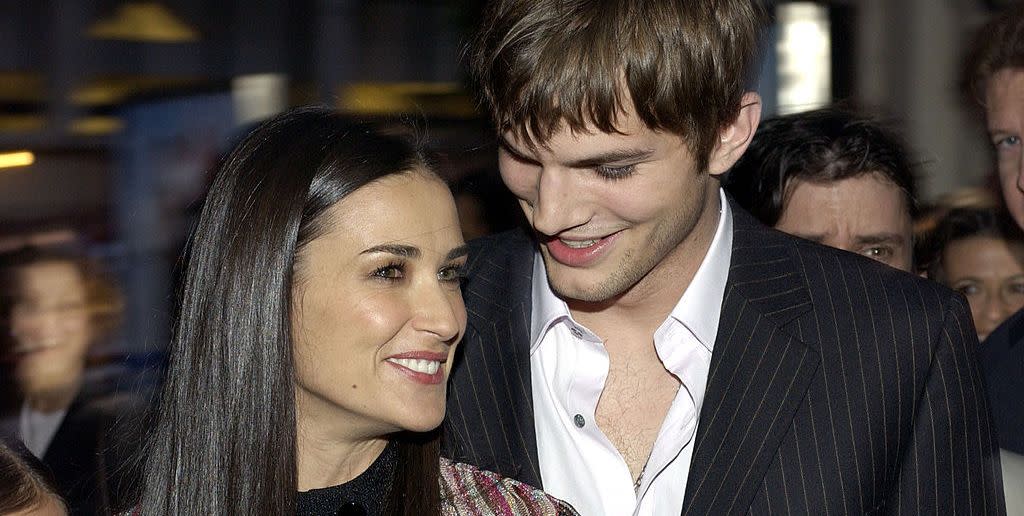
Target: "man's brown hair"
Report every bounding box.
[466,0,766,172]
[964,2,1024,103]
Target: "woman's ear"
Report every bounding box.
[708,92,762,177]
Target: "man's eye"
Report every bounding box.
[594,164,636,180]
[994,135,1021,150]
[861,247,892,259]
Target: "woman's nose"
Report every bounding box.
[412,282,463,344]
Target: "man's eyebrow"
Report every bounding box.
[791,233,826,244]
[445,245,470,262]
[565,148,655,168]
[854,233,905,246]
[361,244,420,258]
[498,137,654,168]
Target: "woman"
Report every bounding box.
[136,107,576,515]
[0,246,137,515]
[925,206,1024,341]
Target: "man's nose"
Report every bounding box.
[531,168,587,236]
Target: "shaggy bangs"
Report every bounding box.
[468,0,764,171]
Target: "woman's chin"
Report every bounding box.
[394,411,445,434]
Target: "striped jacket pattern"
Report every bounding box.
[444,201,1006,515]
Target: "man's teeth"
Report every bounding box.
[387,358,441,375]
[560,238,600,249]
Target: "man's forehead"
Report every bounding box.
[985,68,1024,122]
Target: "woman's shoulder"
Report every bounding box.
[438,458,578,516]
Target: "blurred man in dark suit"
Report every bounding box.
[966,4,1024,506]
[444,1,1005,514]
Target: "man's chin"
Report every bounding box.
[17,369,80,394]
[544,264,624,304]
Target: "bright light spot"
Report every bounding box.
[777,3,832,114]
[0,151,35,169]
[232,74,288,126]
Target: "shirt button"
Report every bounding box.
[570,327,584,338]
[574,414,586,428]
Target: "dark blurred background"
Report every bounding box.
[0,0,1015,359]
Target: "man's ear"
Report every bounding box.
[708,92,762,177]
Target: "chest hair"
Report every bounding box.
[594,344,681,481]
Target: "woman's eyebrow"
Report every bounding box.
[446,245,470,261]
[361,244,420,258]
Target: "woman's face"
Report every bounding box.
[9,261,93,394]
[291,171,468,436]
[942,236,1024,341]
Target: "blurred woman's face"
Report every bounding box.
[9,261,93,395]
[942,236,1024,341]
[291,170,468,436]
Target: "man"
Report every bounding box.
[724,108,917,272]
[445,1,1004,514]
[966,2,1024,458]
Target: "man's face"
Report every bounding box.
[985,67,1024,229]
[774,174,914,271]
[497,107,725,304]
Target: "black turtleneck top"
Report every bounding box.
[295,442,396,516]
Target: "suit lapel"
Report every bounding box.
[682,205,821,514]
[447,229,542,486]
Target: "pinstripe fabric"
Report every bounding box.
[978,308,1024,455]
[444,202,1006,515]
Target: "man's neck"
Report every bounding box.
[23,375,83,413]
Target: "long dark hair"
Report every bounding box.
[138,107,442,515]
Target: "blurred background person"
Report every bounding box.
[0,246,141,515]
[724,107,918,272]
[0,439,67,516]
[912,187,1000,275]
[922,206,1024,341]
[966,2,1024,231]
[964,2,1024,478]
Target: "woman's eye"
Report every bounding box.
[594,163,637,180]
[371,263,405,281]
[438,264,466,284]
[955,283,980,296]
[995,135,1021,150]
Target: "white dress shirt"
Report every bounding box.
[20,402,67,458]
[530,189,733,516]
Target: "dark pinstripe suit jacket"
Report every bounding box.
[979,308,1024,455]
[444,203,1006,515]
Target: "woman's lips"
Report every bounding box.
[543,232,621,267]
[385,351,448,385]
